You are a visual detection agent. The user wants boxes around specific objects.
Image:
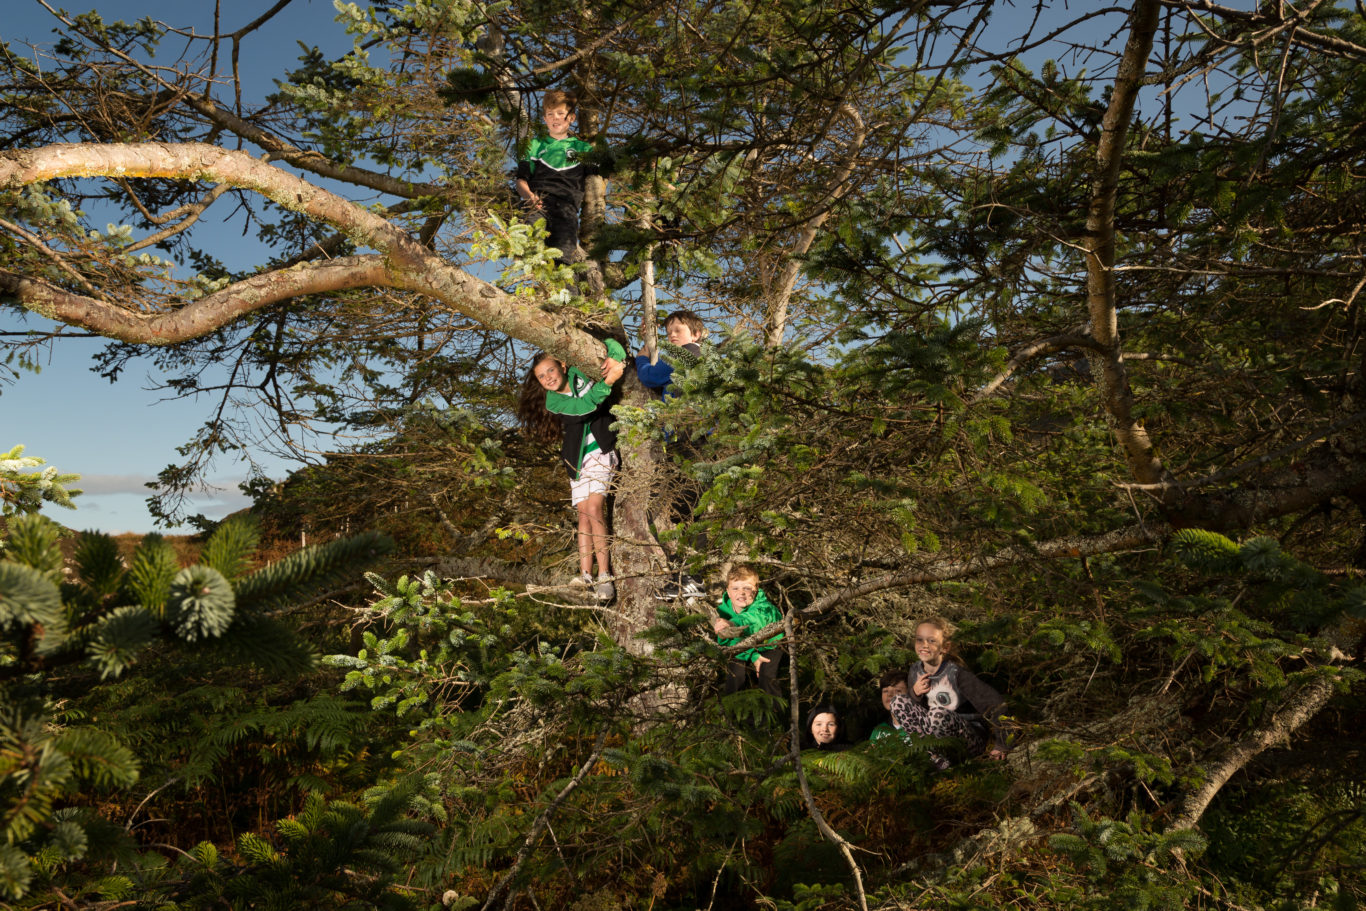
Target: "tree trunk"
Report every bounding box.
[1082,0,1172,490]
[607,376,671,656]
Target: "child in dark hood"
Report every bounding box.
[804,704,848,752]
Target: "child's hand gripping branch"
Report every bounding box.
[601,355,625,386]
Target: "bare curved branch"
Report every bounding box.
[0,142,614,372]
[783,610,869,911]
[480,727,609,911]
[0,256,390,345]
[762,103,867,348]
[972,326,1097,401]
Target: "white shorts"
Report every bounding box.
[570,449,618,506]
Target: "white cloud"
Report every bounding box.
[57,475,256,533]
[72,473,157,496]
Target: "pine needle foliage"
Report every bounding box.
[323,572,1027,909]
[160,787,431,911]
[234,530,394,613]
[0,561,65,652]
[125,533,178,613]
[0,508,395,903]
[72,532,123,601]
[198,515,261,581]
[1,513,63,583]
[1046,805,1207,911]
[0,446,81,517]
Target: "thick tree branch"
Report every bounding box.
[722,523,1167,656]
[36,1,456,202]
[804,522,1166,615]
[0,142,614,373]
[1119,411,1366,493]
[0,256,390,344]
[183,96,459,199]
[1166,673,1337,832]
[972,326,1097,401]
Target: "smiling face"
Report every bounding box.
[880,679,908,711]
[726,577,757,610]
[810,712,838,745]
[915,622,949,669]
[665,318,700,347]
[542,103,575,140]
[534,358,568,393]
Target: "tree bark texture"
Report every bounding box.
[761,104,866,348]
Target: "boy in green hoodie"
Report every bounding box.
[711,564,784,699]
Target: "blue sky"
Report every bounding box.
[3,0,352,534]
[2,0,1249,533]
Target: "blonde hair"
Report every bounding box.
[915,616,961,663]
[727,564,760,585]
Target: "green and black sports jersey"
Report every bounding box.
[517,135,595,203]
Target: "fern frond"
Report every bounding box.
[1170,528,1240,573]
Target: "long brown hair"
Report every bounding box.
[516,352,565,446]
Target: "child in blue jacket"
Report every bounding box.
[638,309,707,600]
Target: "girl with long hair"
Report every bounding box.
[515,342,626,601]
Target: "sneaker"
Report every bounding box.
[654,579,681,601]
[679,576,706,604]
[569,572,593,588]
[594,574,615,603]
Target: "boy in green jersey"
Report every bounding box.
[516,90,597,263]
[712,564,785,699]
